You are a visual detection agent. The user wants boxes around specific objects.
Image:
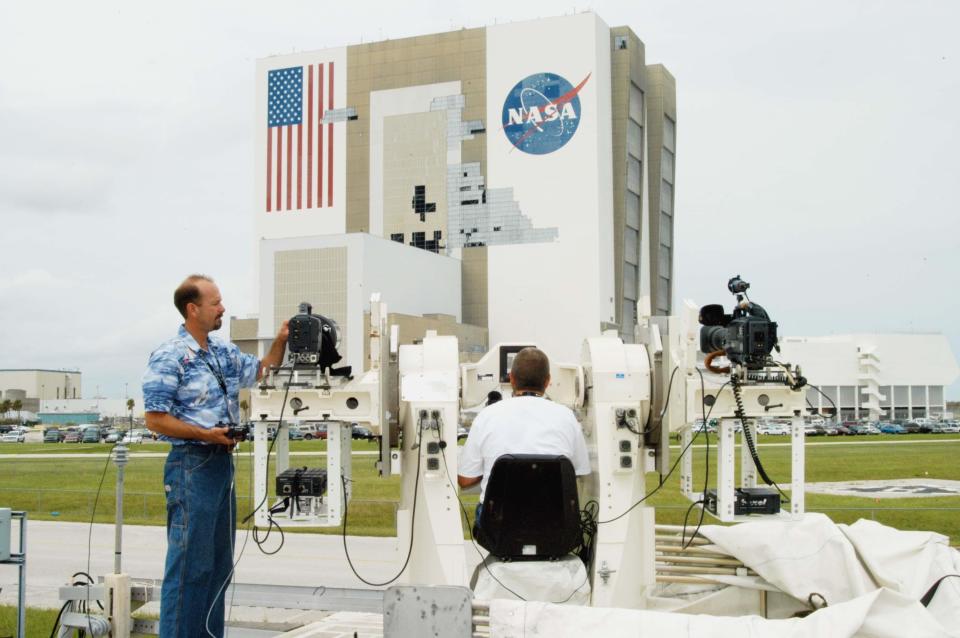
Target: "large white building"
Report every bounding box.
[240,13,678,366]
[0,369,82,413]
[779,334,959,421]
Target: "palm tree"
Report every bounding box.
[126,398,135,431]
[240,399,249,423]
[12,399,22,424]
[0,399,10,421]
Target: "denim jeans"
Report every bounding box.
[160,445,235,638]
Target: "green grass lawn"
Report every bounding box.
[1,437,958,541]
[0,604,60,637]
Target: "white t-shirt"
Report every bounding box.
[459,395,591,500]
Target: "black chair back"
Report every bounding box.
[474,454,581,560]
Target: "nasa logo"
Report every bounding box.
[501,72,591,155]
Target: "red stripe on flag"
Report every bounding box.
[318,64,324,208]
[286,126,292,210]
[328,62,334,207]
[307,65,313,209]
[296,124,302,210]
[276,126,282,210]
[266,127,272,212]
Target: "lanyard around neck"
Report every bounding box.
[195,347,228,399]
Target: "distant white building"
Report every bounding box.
[0,369,82,413]
[39,399,137,419]
[778,334,959,421]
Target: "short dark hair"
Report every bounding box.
[510,347,550,392]
[173,274,214,318]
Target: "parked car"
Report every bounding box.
[804,425,826,436]
[1,431,25,443]
[939,422,960,434]
[879,423,905,434]
[121,431,144,444]
[63,430,82,443]
[81,427,102,443]
[457,425,469,441]
[299,423,328,440]
[104,431,122,443]
[860,424,881,435]
[287,426,305,441]
[351,424,374,440]
[902,422,932,434]
[43,428,64,443]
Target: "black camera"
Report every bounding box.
[287,302,350,375]
[699,276,778,370]
[224,422,250,441]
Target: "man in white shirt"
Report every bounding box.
[458,347,591,505]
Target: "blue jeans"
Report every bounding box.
[160,445,235,638]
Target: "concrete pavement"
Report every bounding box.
[0,519,484,612]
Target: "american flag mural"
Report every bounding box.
[266,62,335,212]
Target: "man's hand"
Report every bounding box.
[203,426,236,450]
[260,320,290,379]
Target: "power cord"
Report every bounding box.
[82,439,120,635]
[243,367,294,554]
[204,454,237,638]
[597,380,726,525]
[340,415,424,587]
[638,366,680,436]
[681,368,711,549]
[731,374,790,504]
[806,383,839,417]
[920,574,960,607]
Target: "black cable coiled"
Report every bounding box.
[731,373,779,488]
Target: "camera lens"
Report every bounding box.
[699,325,727,354]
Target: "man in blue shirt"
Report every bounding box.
[143,274,288,638]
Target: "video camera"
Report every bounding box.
[698,276,779,371]
[287,302,350,376]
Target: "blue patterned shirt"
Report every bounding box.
[142,325,260,444]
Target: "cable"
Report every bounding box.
[920,574,960,607]
[205,453,238,638]
[641,366,680,437]
[340,415,424,587]
[731,374,790,504]
[83,439,119,636]
[598,381,728,525]
[680,499,705,549]
[807,383,839,417]
[682,368,711,549]
[48,601,71,638]
[244,367,294,555]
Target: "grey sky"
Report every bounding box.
[1,0,958,402]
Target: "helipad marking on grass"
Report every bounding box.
[806,478,960,498]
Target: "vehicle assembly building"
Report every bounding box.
[240,13,677,369]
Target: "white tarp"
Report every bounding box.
[488,514,960,637]
[489,588,952,637]
[697,513,960,633]
[474,555,591,605]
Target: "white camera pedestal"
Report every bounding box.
[682,379,807,523]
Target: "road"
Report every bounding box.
[0,519,485,611]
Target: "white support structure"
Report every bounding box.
[581,334,656,609]
[249,297,390,528]
[740,419,758,489]
[790,413,806,517]
[683,376,808,523]
[396,332,467,586]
